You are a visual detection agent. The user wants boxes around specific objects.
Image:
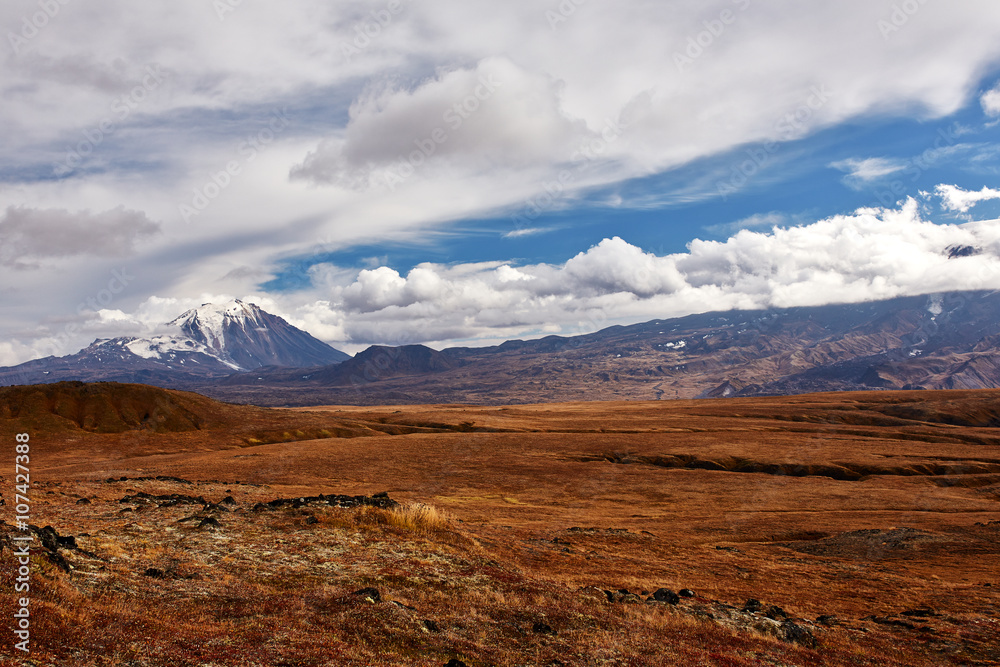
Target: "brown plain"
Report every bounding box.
[1,383,998,666]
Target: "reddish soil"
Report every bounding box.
[0,384,998,666]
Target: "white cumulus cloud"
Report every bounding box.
[982,82,1000,116]
[936,184,1000,212]
[269,199,1000,350]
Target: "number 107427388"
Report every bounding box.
[14,433,30,529]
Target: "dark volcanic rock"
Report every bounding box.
[202,502,230,513]
[196,517,221,530]
[28,525,76,572]
[653,588,680,604]
[32,524,77,551]
[777,620,817,648]
[255,493,398,511]
[605,589,642,604]
[681,596,818,647]
[765,604,790,620]
[444,660,468,667]
[900,607,937,618]
[120,492,208,507]
[532,621,557,635]
[679,588,696,598]
[352,587,381,603]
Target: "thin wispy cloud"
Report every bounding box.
[502,227,555,239]
[830,157,906,189]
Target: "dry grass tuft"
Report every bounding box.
[348,502,455,534]
[385,502,453,533]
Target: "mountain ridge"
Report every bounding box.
[5,291,1000,405]
[0,300,349,387]
[202,290,1000,405]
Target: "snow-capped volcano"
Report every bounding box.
[169,300,260,355]
[0,300,349,388]
[167,299,348,370]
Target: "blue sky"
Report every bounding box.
[2,0,1000,360]
[266,100,1000,290]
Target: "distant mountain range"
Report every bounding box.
[4,291,1000,405]
[0,300,348,387]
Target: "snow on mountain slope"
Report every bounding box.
[169,300,349,370]
[0,300,349,387]
[124,336,242,370]
[169,300,263,355]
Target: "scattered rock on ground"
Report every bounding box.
[652,588,680,604]
[196,517,221,530]
[120,492,208,507]
[533,621,556,635]
[776,620,817,648]
[900,608,937,618]
[352,587,381,603]
[605,589,642,604]
[252,492,398,512]
[765,605,789,620]
[27,525,77,572]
